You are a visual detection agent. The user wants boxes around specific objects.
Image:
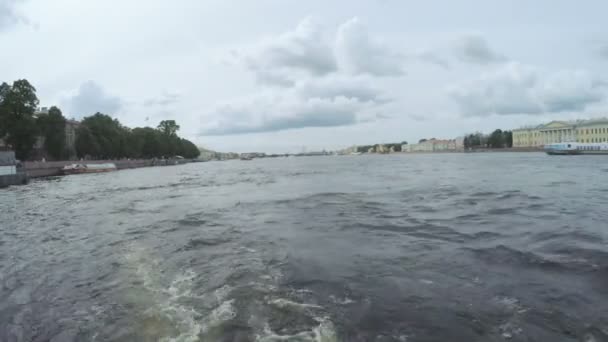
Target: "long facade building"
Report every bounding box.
[513,119,608,148]
[404,138,463,152]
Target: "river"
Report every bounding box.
[1,153,607,342]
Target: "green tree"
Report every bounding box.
[0,79,40,159]
[488,129,505,148]
[157,120,180,136]
[178,138,200,158]
[0,82,11,138]
[503,130,513,148]
[76,113,129,159]
[75,125,100,158]
[131,127,162,158]
[36,106,67,160]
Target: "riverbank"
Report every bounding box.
[24,159,194,178]
[371,147,543,155]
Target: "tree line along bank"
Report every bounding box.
[0,79,200,161]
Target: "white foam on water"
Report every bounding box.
[268,298,323,310]
[207,299,237,323]
[124,245,240,342]
[493,296,527,313]
[328,295,355,305]
[256,319,338,342]
[214,284,233,302]
[166,270,196,298]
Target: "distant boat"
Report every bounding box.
[545,142,608,155]
[240,156,253,161]
[62,163,117,175]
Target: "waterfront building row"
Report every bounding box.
[513,119,608,147]
[403,138,464,153]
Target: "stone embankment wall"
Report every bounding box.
[0,173,28,188]
[23,159,187,178]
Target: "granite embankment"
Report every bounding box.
[24,159,188,178]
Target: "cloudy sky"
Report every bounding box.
[2,0,608,152]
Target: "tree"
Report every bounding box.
[419,138,428,143]
[503,130,513,148]
[0,79,39,159]
[488,129,505,148]
[463,133,485,149]
[76,113,129,159]
[157,120,180,136]
[131,127,162,158]
[0,82,11,138]
[75,125,100,159]
[178,138,200,158]
[36,106,67,160]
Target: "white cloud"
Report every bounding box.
[448,62,605,116]
[63,81,123,118]
[295,74,387,103]
[416,49,451,69]
[143,91,180,107]
[206,17,400,135]
[200,92,377,136]
[238,17,337,85]
[0,0,21,31]
[335,17,405,77]
[454,34,506,65]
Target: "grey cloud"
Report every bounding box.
[200,96,366,135]
[335,17,405,77]
[455,35,506,65]
[144,91,180,107]
[597,43,608,59]
[417,50,451,69]
[241,17,337,80]
[448,62,605,116]
[295,75,387,103]
[254,69,296,88]
[64,81,123,118]
[0,0,26,31]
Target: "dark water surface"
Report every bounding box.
[1,153,608,342]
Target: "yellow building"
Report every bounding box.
[576,119,608,143]
[513,119,608,147]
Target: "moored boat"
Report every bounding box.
[544,142,608,155]
[62,163,117,175]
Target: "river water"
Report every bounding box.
[1,153,607,342]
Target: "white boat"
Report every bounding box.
[544,142,608,155]
[62,163,117,175]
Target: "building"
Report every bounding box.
[405,138,461,152]
[513,119,608,147]
[36,107,49,115]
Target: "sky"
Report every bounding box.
[1,0,608,153]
